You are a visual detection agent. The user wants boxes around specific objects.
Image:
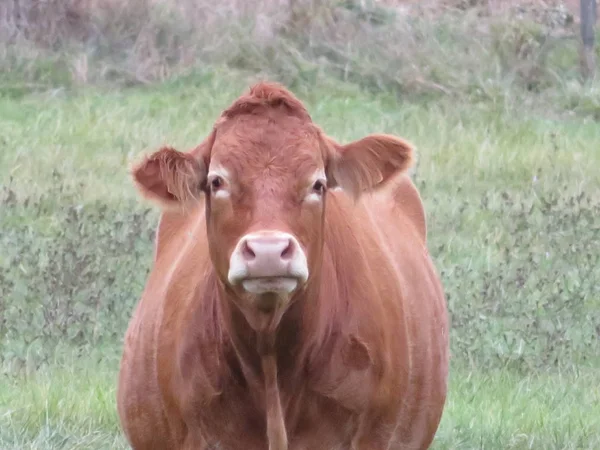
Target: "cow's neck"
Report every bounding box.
[218,281,323,450]
[221,284,310,379]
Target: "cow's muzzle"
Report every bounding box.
[228,231,309,296]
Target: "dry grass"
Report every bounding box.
[1,0,596,119]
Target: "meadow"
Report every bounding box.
[1,0,600,448]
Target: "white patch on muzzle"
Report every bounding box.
[228,231,309,295]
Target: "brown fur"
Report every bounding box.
[117,81,449,450]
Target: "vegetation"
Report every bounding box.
[1,0,599,448]
[2,0,599,117]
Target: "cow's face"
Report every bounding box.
[202,114,328,314]
[131,83,414,328]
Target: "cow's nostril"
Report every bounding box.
[242,240,256,261]
[280,240,294,260]
[242,235,297,265]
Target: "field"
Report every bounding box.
[1,0,600,448]
[2,71,599,449]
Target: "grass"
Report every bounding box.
[0,362,123,449]
[1,70,599,447]
[1,363,599,449]
[3,70,598,201]
[434,366,600,449]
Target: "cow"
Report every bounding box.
[117,82,449,450]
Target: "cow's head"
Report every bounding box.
[131,83,414,330]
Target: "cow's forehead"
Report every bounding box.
[210,114,324,180]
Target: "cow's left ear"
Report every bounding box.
[324,133,414,199]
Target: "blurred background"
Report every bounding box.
[0,0,598,448]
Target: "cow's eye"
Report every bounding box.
[312,180,326,195]
[210,176,223,191]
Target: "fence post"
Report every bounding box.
[580,0,597,80]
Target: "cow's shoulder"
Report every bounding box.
[153,200,207,261]
[370,173,427,244]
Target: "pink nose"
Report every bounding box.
[228,232,309,287]
[240,235,296,277]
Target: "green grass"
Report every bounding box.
[0,362,124,449]
[1,363,598,449]
[3,71,598,201]
[1,71,599,448]
[433,367,600,449]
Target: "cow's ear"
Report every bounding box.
[131,145,210,210]
[324,133,414,200]
[131,131,215,210]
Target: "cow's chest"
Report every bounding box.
[185,338,375,450]
[193,386,360,450]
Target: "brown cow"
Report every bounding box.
[117,82,449,450]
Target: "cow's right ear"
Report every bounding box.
[131,130,215,209]
[131,146,208,210]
